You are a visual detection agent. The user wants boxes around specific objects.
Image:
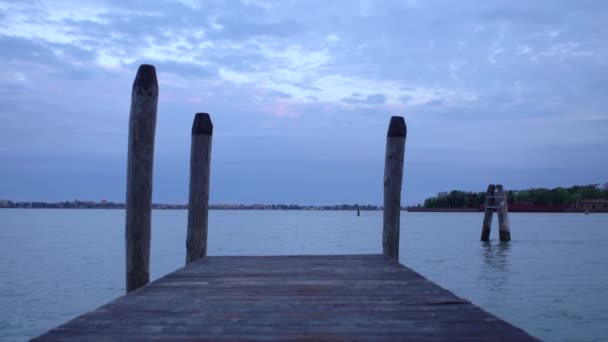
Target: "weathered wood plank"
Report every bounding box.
[34,255,537,341]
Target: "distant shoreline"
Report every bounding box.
[0,207,382,211]
[2,207,605,213]
[2,201,606,213]
[406,206,603,213]
[0,201,380,211]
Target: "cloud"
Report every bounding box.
[212,16,305,40]
[267,101,300,118]
[265,90,292,99]
[0,0,607,203]
[342,93,387,105]
[0,34,102,81]
[400,95,412,104]
[425,99,444,107]
[126,59,219,80]
[293,82,322,91]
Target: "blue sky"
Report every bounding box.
[1,0,607,205]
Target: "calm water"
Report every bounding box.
[1,209,607,341]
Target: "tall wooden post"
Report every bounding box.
[480,184,495,241]
[496,184,511,242]
[186,113,213,264]
[356,204,360,216]
[125,64,158,293]
[383,116,407,260]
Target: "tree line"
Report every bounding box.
[422,184,608,208]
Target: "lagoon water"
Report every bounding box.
[1,209,607,341]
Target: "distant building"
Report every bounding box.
[0,199,10,208]
[575,199,608,212]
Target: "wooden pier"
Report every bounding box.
[34,254,536,341]
[33,65,536,341]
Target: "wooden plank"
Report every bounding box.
[33,255,538,341]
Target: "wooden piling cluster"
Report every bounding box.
[123,64,407,292]
[480,183,511,242]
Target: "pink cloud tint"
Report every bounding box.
[268,101,300,118]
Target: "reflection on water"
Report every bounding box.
[1,210,607,341]
[480,241,511,293]
[481,241,512,269]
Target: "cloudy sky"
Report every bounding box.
[1,0,607,205]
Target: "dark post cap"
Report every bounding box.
[387,116,407,137]
[192,113,213,135]
[133,64,158,92]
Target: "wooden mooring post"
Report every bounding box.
[480,184,495,241]
[186,113,213,264]
[383,116,407,260]
[496,184,511,242]
[480,183,511,242]
[125,64,158,293]
[356,204,360,216]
